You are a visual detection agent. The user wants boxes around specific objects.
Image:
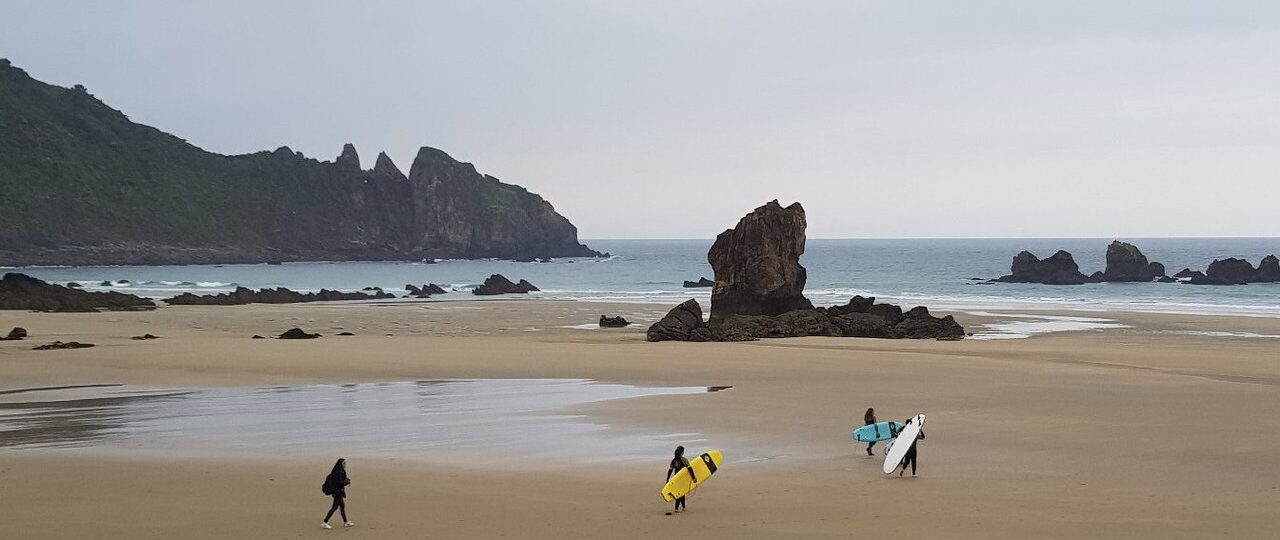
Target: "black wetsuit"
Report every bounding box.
[323,469,350,523]
[667,456,695,511]
[864,413,878,454]
[901,429,925,475]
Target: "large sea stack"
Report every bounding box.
[647,201,963,342]
[0,60,600,265]
[707,200,814,322]
[1102,241,1166,282]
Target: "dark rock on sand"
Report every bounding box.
[130,334,159,340]
[599,315,631,328]
[32,341,94,350]
[647,300,707,342]
[3,327,27,340]
[707,200,813,322]
[164,286,394,305]
[336,332,355,336]
[278,328,320,339]
[472,274,539,295]
[993,250,1095,285]
[683,277,714,288]
[251,335,266,339]
[0,273,155,312]
[1102,241,1167,282]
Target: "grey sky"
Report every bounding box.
[3,1,1278,238]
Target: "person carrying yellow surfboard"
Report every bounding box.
[666,446,697,514]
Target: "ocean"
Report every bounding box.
[5,238,1279,317]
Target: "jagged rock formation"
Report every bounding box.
[472,274,539,295]
[682,277,714,288]
[993,250,1094,285]
[2,327,27,340]
[648,201,963,342]
[404,283,448,298]
[164,286,394,305]
[598,315,631,328]
[707,200,813,322]
[0,60,601,265]
[0,273,155,312]
[1103,241,1167,282]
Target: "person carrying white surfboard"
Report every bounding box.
[666,446,697,513]
[895,417,926,476]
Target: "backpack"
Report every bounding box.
[322,474,334,495]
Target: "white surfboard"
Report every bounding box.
[882,413,925,474]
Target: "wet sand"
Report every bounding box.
[2,300,1279,539]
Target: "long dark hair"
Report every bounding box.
[674,446,685,457]
[330,458,346,476]
[864,408,875,423]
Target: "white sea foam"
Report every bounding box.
[966,312,1128,340]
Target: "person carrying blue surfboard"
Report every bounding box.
[863,408,878,456]
[666,446,697,513]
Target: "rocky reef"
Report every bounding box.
[0,273,155,312]
[164,286,394,305]
[0,60,601,265]
[647,201,963,342]
[682,277,714,288]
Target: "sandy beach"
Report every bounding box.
[2,300,1278,539]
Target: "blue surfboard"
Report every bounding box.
[853,421,902,443]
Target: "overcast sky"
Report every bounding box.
[3,1,1278,238]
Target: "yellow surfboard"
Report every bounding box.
[661,450,723,502]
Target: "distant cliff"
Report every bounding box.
[0,59,601,265]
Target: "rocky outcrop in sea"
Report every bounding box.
[472,274,540,295]
[993,250,1096,285]
[1188,256,1280,285]
[682,277,714,288]
[1102,241,1166,282]
[647,201,963,342]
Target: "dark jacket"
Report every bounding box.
[323,469,350,498]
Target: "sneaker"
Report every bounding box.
[344,522,355,528]
[322,522,332,529]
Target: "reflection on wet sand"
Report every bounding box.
[0,380,727,462]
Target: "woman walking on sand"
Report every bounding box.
[863,407,878,456]
[321,458,354,529]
